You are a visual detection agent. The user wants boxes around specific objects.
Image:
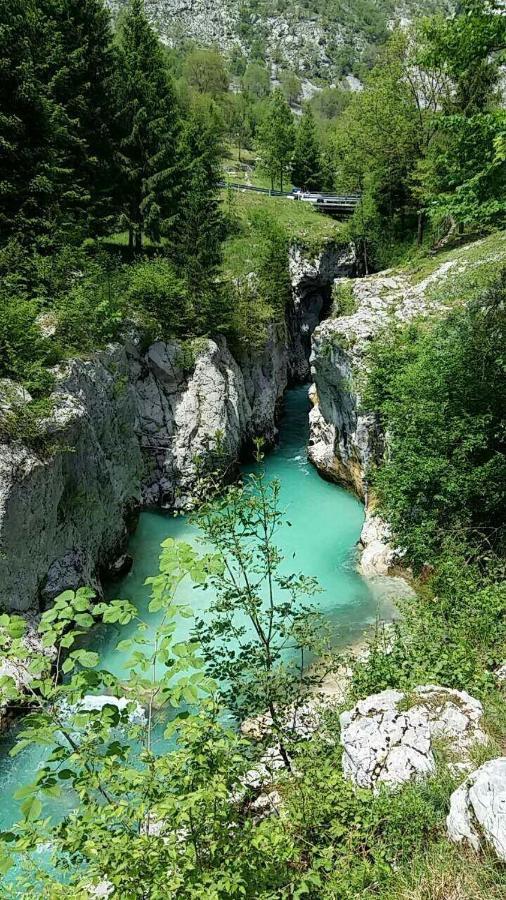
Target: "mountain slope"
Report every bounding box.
[107,0,455,80]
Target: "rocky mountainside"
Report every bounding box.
[107,0,453,80]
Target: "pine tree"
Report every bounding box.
[0,0,65,240]
[116,0,181,250]
[0,0,118,244]
[257,89,295,192]
[40,0,119,234]
[174,99,227,333]
[291,106,322,191]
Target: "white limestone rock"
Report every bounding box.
[340,686,487,791]
[359,515,397,577]
[0,345,144,612]
[0,379,32,421]
[495,663,506,683]
[447,758,506,861]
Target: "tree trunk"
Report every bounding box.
[417,210,425,247]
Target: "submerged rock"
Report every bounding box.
[447,758,506,861]
[340,686,487,791]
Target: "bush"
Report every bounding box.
[364,273,506,567]
[125,257,190,337]
[54,268,125,354]
[0,291,59,396]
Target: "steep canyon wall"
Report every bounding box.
[0,242,354,612]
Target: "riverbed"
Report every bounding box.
[0,385,382,832]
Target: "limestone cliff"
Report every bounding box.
[0,242,343,612]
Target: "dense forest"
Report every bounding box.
[0,0,505,897]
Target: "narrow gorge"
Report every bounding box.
[0,241,356,615]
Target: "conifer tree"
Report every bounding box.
[291,106,322,191]
[257,89,295,192]
[116,0,181,250]
[0,1,63,240]
[40,0,119,234]
[174,99,227,333]
[0,0,118,243]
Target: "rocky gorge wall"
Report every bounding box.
[307,238,506,576]
[0,242,354,613]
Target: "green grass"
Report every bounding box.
[397,230,506,299]
[223,189,342,279]
[223,145,277,190]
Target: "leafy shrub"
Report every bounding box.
[0,291,59,396]
[54,273,125,354]
[125,257,190,336]
[364,273,506,567]
[285,737,455,900]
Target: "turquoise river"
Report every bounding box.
[0,385,383,833]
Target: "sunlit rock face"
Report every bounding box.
[340,686,487,792]
[0,346,144,612]
[308,262,458,501]
[447,758,506,862]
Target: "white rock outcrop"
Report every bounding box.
[447,758,506,861]
[340,686,487,791]
[67,694,146,726]
[358,514,400,578]
[308,240,503,500]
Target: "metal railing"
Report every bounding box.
[219,180,361,208]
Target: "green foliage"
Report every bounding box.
[257,88,295,191]
[0,0,117,244]
[416,1,506,230]
[291,106,323,191]
[226,209,293,350]
[364,275,506,566]
[0,292,58,396]
[241,61,271,99]
[190,465,332,762]
[125,257,189,336]
[182,47,229,98]
[285,737,456,899]
[280,69,302,106]
[333,2,505,255]
[173,97,228,334]
[116,0,181,248]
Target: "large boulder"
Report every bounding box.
[447,758,506,861]
[340,686,487,791]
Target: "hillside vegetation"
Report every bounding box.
[108,0,454,81]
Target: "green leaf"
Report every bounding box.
[71,650,99,669]
[75,613,94,628]
[20,796,42,821]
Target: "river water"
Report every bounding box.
[0,385,381,832]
